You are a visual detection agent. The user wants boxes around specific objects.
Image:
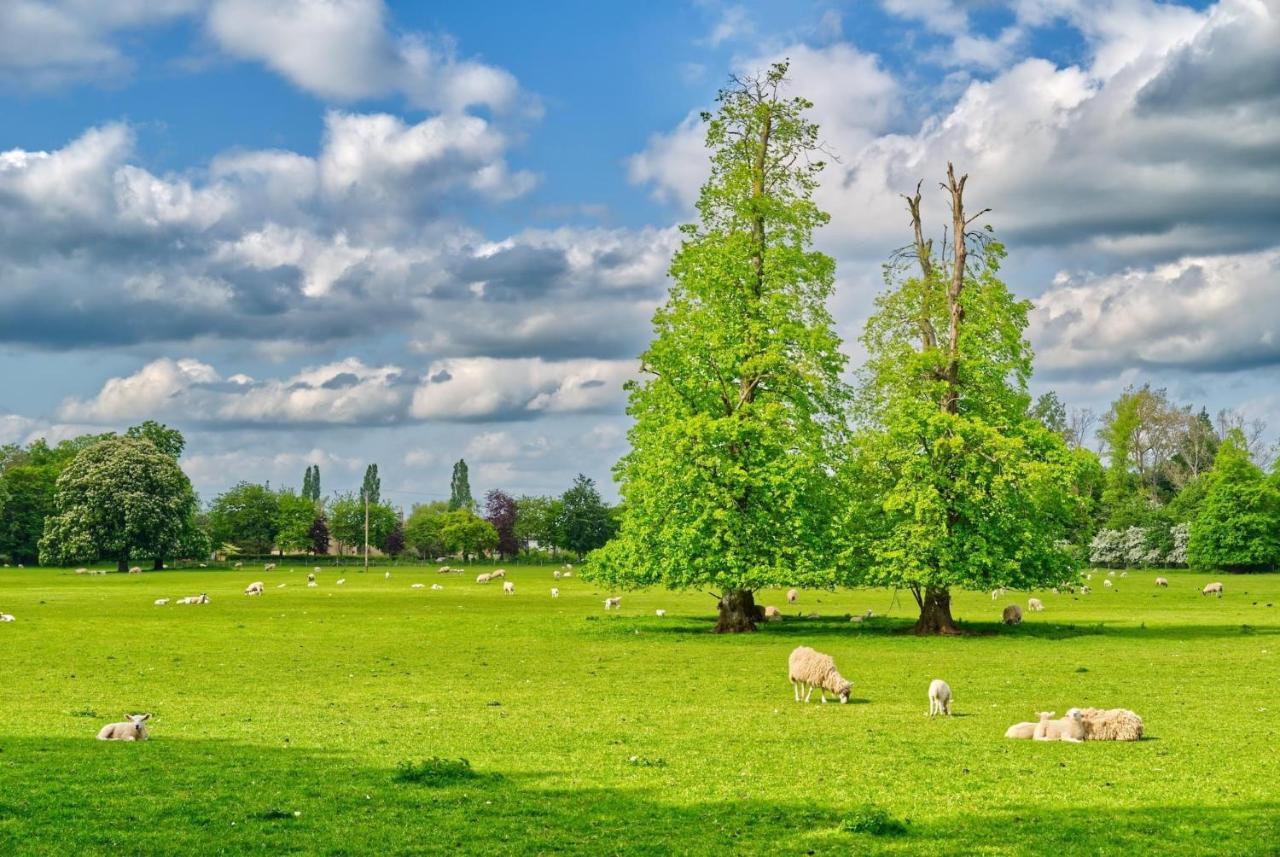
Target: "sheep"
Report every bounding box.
[1203,582,1224,597]
[385,571,391,580]
[411,583,425,589]
[128,566,142,574]
[604,597,622,610]
[336,578,345,586]
[1120,571,1128,578]
[764,605,782,622]
[549,587,560,598]
[1034,708,1086,743]
[490,569,506,580]
[561,570,573,578]
[1103,579,1113,588]
[553,570,562,580]
[1002,604,1023,625]
[307,573,316,584]
[1005,711,1054,739]
[1027,597,1044,612]
[153,598,169,606]
[233,562,243,569]
[1155,577,1169,587]
[313,566,321,574]
[176,593,210,605]
[991,587,1006,600]
[655,609,666,617]
[787,646,852,704]
[264,563,276,571]
[1079,707,1144,741]
[438,566,453,574]
[503,581,515,595]
[97,714,150,741]
[276,583,287,589]
[244,581,264,596]
[476,573,492,584]
[1080,585,1092,594]
[75,568,88,575]
[0,613,15,622]
[307,581,318,588]
[786,589,798,604]
[430,584,444,590]
[1108,570,1116,578]
[927,679,952,717]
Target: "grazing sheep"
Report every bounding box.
[991,588,1006,600]
[554,570,562,580]
[97,714,150,741]
[1103,579,1113,588]
[1108,570,1116,578]
[604,597,622,610]
[550,587,560,598]
[0,613,15,622]
[1080,585,1092,594]
[655,609,666,617]
[1079,707,1144,741]
[1002,604,1023,625]
[1155,577,1169,587]
[764,605,782,622]
[787,646,852,704]
[1006,711,1054,739]
[336,578,346,586]
[438,566,453,574]
[927,679,952,716]
[244,581,264,596]
[411,583,425,589]
[75,568,88,575]
[786,588,798,604]
[1027,597,1044,612]
[430,584,444,591]
[1203,582,1223,597]
[503,581,515,595]
[476,573,492,584]
[1120,571,1128,578]
[1035,708,1086,743]
[129,566,142,574]
[233,562,243,569]
[264,563,276,571]
[153,598,169,606]
[490,569,506,580]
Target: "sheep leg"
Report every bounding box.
[792,680,800,702]
[820,689,828,704]
[803,684,814,703]
[1061,736,1083,744]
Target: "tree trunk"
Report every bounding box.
[117,554,128,572]
[153,557,164,570]
[913,586,961,635]
[715,588,758,634]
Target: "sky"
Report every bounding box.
[1,0,1277,508]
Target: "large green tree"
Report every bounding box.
[586,63,852,632]
[125,420,185,459]
[1187,430,1280,572]
[360,464,381,505]
[329,492,397,556]
[449,459,473,511]
[440,509,498,562]
[208,482,280,555]
[405,501,450,559]
[275,489,318,554]
[0,434,111,564]
[39,437,199,570]
[514,495,563,554]
[842,166,1082,634]
[558,475,615,560]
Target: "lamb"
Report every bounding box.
[75,568,88,575]
[336,578,346,586]
[764,605,782,621]
[503,581,515,595]
[991,588,1006,600]
[411,583,425,589]
[97,714,150,741]
[490,569,506,580]
[244,581,264,596]
[438,566,453,574]
[264,563,276,571]
[604,597,622,610]
[476,573,492,584]
[1203,582,1223,597]
[385,571,391,580]
[430,584,444,590]
[787,646,852,704]
[1080,585,1091,594]
[1120,571,1128,578]
[1079,707,1144,741]
[561,570,573,578]
[927,679,952,716]
[1005,711,1053,739]
[786,589,798,604]
[1034,708,1086,743]
[129,566,142,574]
[313,566,321,574]
[153,598,169,606]
[550,587,559,598]
[307,573,316,584]
[1103,579,1113,588]
[176,593,210,605]
[1027,597,1044,612]
[307,581,318,588]
[655,609,666,617]
[233,562,243,569]
[1155,577,1169,587]
[0,613,15,622]
[1002,604,1023,625]
[554,570,562,580]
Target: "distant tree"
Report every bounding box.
[559,475,616,560]
[38,437,199,571]
[440,509,497,562]
[125,420,185,459]
[405,501,450,559]
[302,465,319,503]
[360,464,381,505]
[514,495,563,553]
[0,434,111,564]
[309,514,331,556]
[329,493,397,555]
[1029,392,1069,440]
[484,490,519,559]
[449,459,473,511]
[382,520,406,558]
[1187,431,1280,572]
[275,490,317,554]
[208,483,280,555]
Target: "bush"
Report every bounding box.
[393,757,476,786]
[839,803,908,837]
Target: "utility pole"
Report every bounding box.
[364,492,370,573]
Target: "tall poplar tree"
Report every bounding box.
[449,459,473,511]
[587,63,851,632]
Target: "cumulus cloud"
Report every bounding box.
[410,357,634,422]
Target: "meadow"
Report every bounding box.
[1,563,1277,856]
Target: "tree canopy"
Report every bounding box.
[449,459,473,511]
[1187,431,1280,572]
[208,482,280,555]
[484,490,519,558]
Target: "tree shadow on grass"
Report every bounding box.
[0,737,1274,855]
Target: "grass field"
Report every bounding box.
[1,563,1278,855]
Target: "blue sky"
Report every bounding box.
[0,0,1276,505]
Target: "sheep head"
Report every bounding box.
[836,680,852,704]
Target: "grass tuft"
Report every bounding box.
[392,757,477,786]
[839,803,909,836]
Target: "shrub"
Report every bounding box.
[839,803,908,837]
[393,757,476,786]
[1089,529,1124,567]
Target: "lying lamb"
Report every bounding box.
[1155,577,1169,587]
[97,713,151,741]
[153,598,169,606]
[1034,709,1086,743]
[1005,711,1054,739]
[604,597,622,610]
[244,581,264,596]
[411,583,425,589]
[1079,707,1144,741]
[176,594,210,605]
[1002,604,1022,625]
[764,605,782,622]
[0,613,15,622]
[1027,597,1044,612]
[264,563,276,571]
[336,578,345,586]
[1203,582,1223,596]
[233,562,243,569]
[430,584,444,590]
[503,581,515,595]
[787,646,852,704]
[927,679,952,716]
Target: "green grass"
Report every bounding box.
[1,563,1277,855]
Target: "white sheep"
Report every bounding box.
[991,588,1006,600]
[787,646,852,704]
[1035,708,1086,743]
[927,679,952,716]
[385,571,391,580]
[1005,711,1053,739]
[430,584,444,591]
[604,597,621,610]
[411,583,425,589]
[244,581,264,596]
[764,605,782,622]
[438,566,453,574]
[1103,579,1113,588]
[1027,597,1044,612]
[0,613,15,622]
[503,581,515,595]
[554,570,562,580]
[490,569,506,580]
[176,593,210,605]
[1108,570,1116,578]
[1080,585,1092,594]
[233,562,243,569]
[1079,707,1144,741]
[1155,577,1168,587]
[313,566,321,574]
[655,609,666,617]
[1002,604,1022,625]
[264,563,276,571]
[129,566,142,574]
[476,573,492,584]
[307,572,316,584]
[75,568,88,575]
[307,581,318,588]
[786,588,798,604]
[336,578,346,586]
[153,598,169,606]
[550,587,559,598]
[1203,582,1223,596]
[561,570,573,578]
[1120,571,1128,578]
[97,714,150,741]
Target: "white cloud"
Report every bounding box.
[410,358,634,422]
